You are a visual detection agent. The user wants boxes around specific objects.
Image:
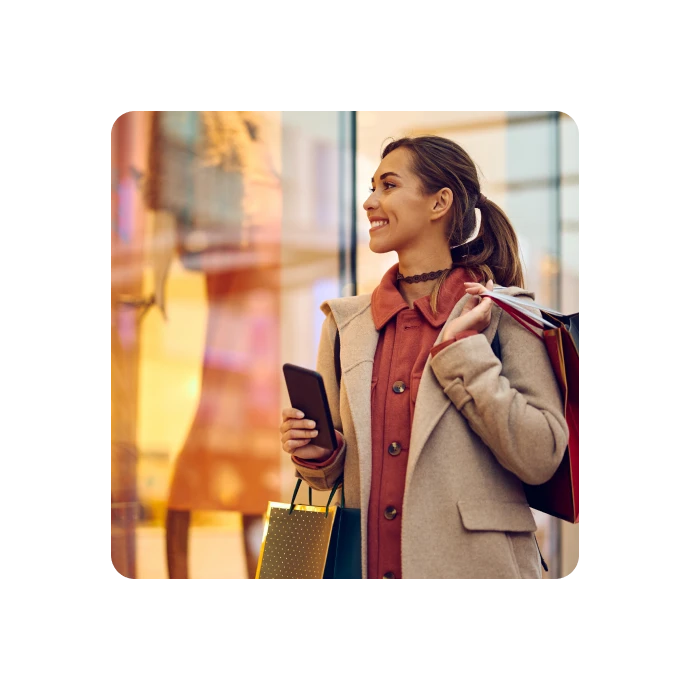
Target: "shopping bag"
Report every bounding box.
[256,478,361,579]
[329,503,362,579]
[486,290,579,523]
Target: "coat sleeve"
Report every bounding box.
[290,311,347,491]
[429,300,569,485]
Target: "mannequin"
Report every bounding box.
[146,111,282,578]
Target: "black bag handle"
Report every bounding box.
[289,477,341,518]
[334,328,342,386]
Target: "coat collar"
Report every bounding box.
[320,283,535,512]
[371,262,473,330]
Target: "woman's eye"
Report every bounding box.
[368,183,395,193]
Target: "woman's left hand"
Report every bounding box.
[442,280,494,342]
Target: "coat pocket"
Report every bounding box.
[456,500,540,578]
[456,499,537,533]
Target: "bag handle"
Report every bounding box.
[487,292,560,329]
[289,478,341,518]
[492,288,568,320]
[486,295,546,341]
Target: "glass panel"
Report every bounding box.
[560,113,579,316]
[111,111,348,578]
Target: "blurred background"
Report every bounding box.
[111,111,578,579]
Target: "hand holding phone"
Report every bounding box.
[280,408,340,462]
[282,364,339,460]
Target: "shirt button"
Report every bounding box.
[382,572,396,579]
[392,380,406,393]
[384,506,398,520]
[388,442,402,456]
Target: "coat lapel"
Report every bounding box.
[322,297,378,513]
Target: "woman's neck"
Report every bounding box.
[395,246,453,307]
[396,262,454,308]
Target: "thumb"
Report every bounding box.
[486,279,494,291]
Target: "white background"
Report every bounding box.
[2,1,686,688]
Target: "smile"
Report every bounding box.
[370,220,389,231]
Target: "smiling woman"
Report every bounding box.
[281,134,569,579]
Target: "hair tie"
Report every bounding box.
[476,193,487,208]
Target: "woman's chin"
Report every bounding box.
[368,238,390,254]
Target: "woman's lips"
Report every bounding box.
[369,221,389,233]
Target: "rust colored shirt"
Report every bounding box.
[293,263,479,578]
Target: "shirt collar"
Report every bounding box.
[371,262,472,330]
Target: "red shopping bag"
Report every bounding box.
[487,293,579,523]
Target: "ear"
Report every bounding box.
[431,187,453,220]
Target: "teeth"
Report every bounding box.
[371,220,388,228]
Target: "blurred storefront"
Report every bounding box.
[111,111,577,579]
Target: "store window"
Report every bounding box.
[111,112,351,578]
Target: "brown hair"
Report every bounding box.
[380,135,524,315]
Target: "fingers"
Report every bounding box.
[280,407,320,452]
[283,435,318,452]
[466,301,492,331]
[281,407,316,430]
[447,282,495,336]
[464,279,494,295]
[280,416,317,433]
[467,296,492,319]
[467,293,492,311]
[463,281,483,295]
[282,407,305,421]
[461,293,493,330]
[282,426,319,451]
[464,281,494,318]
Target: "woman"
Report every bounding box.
[279,135,568,579]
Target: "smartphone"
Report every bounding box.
[283,363,338,453]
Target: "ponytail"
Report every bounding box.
[451,197,524,289]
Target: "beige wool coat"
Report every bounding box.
[292,286,569,578]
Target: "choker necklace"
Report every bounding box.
[396,267,452,284]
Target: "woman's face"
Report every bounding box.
[364,147,444,255]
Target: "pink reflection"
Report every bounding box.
[117,308,137,349]
[116,178,136,244]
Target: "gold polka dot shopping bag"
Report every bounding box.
[255,478,361,579]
